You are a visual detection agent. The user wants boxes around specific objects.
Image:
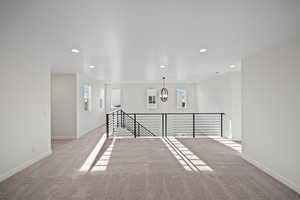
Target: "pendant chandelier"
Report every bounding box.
[160,77,168,102]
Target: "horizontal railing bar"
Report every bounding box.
[107,109,224,138]
[125,112,224,115]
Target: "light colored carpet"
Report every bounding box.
[0,128,299,200]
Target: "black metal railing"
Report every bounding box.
[106,109,156,138]
[106,109,224,138]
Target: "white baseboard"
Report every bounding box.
[51,135,76,140]
[0,150,52,183]
[242,153,300,194]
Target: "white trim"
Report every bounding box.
[242,153,300,194]
[51,135,76,140]
[0,150,52,183]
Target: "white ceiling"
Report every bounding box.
[1,0,300,82]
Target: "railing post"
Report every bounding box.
[106,114,109,138]
[221,113,223,137]
[112,112,115,134]
[193,113,195,138]
[116,111,117,128]
[138,124,140,136]
[118,110,120,128]
[122,111,124,128]
[165,113,167,137]
[117,110,119,128]
[134,114,137,138]
[123,112,125,128]
[120,110,123,128]
[162,114,164,137]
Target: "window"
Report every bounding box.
[176,88,187,109]
[111,89,121,109]
[83,84,92,112]
[99,88,105,110]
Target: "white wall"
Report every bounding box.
[195,71,242,140]
[0,52,51,182]
[76,73,106,138]
[51,74,76,139]
[106,82,198,113]
[230,72,242,141]
[242,39,300,193]
[50,73,106,139]
[106,79,241,139]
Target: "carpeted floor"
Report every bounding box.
[0,128,299,200]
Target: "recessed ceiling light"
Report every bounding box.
[160,65,166,68]
[229,65,236,69]
[71,49,80,53]
[88,65,96,69]
[200,48,208,53]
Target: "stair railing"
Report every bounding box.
[106,109,224,138]
[106,109,156,138]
